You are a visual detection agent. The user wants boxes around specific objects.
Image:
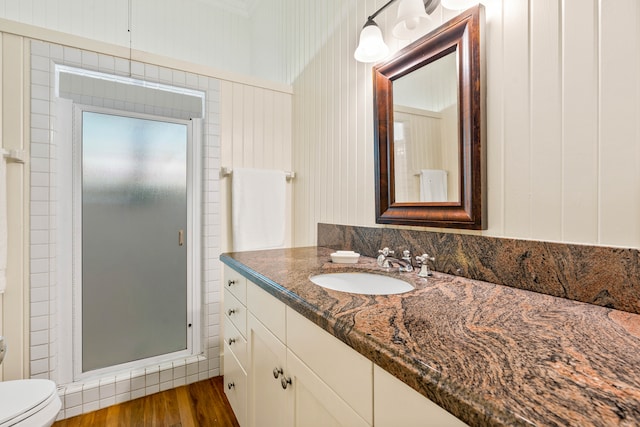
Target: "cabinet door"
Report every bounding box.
[224,343,247,427]
[248,313,292,427]
[288,350,370,427]
[374,365,468,427]
[287,308,372,424]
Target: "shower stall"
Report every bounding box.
[76,109,194,377]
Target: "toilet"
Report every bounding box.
[0,379,61,427]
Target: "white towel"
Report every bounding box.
[419,169,448,202]
[232,168,286,252]
[0,155,7,293]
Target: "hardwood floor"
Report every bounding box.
[53,376,239,427]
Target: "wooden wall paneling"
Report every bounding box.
[1,33,27,380]
[320,6,329,225]
[0,31,3,382]
[242,85,255,167]
[220,81,294,250]
[346,2,358,226]
[220,80,233,251]
[598,0,640,246]
[485,0,505,236]
[328,0,340,227]
[245,87,262,169]
[258,88,270,169]
[502,0,532,238]
[562,0,599,243]
[231,83,244,169]
[530,0,562,240]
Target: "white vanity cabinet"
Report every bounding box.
[245,277,372,427]
[374,365,468,427]
[223,264,466,427]
[223,266,248,427]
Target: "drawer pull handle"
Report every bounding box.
[273,367,283,379]
[228,338,236,345]
[228,279,236,287]
[228,382,235,390]
[227,309,236,316]
[281,376,292,390]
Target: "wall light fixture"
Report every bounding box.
[354,0,480,63]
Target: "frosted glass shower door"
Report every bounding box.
[81,111,189,373]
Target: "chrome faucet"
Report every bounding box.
[377,248,414,272]
[415,254,435,277]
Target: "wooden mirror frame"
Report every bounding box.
[373,5,485,229]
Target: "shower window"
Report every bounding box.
[73,107,198,377]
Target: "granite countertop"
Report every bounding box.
[220,246,640,427]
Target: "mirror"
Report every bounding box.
[393,50,459,203]
[373,5,485,229]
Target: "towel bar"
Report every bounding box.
[221,166,295,181]
[1,148,26,163]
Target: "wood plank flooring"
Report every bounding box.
[53,376,239,427]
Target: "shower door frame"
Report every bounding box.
[70,104,202,381]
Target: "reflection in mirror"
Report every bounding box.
[393,50,459,203]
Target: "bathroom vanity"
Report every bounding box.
[221,246,640,426]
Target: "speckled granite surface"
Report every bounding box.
[221,247,640,427]
[318,223,640,315]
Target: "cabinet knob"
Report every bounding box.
[227,382,235,390]
[227,309,236,316]
[228,279,236,287]
[281,376,292,390]
[273,367,283,379]
[228,338,236,346]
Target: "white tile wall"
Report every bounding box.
[30,40,222,420]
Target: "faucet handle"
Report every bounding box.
[377,247,394,268]
[416,253,435,263]
[416,254,435,277]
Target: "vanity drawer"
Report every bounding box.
[224,288,247,338]
[247,280,286,343]
[224,343,247,427]
[223,265,247,305]
[224,314,248,368]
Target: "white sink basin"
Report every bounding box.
[309,272,414,295]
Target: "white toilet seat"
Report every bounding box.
[0,379,61,427]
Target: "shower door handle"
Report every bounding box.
[178,230,184,246]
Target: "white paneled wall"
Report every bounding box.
[289,0,640,249]
[0,0,290,83]
[219,80,293,251]
[0,33,28,382]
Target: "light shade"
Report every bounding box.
[354,20,390,63]
[441,0,478,10]
[392,0,431,40]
